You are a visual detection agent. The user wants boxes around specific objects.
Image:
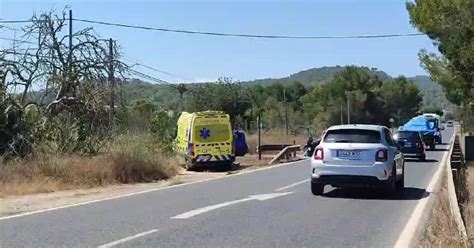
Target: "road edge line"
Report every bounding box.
[0,159,307,221]
[394,133,455,248]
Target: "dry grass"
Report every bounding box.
[0,135,179,197]
[418,178,469,248]
[246,129,308,154]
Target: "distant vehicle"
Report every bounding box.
[310,124,404,196]
[421,113,443,144]
[447,121,454,127]
[175,111,234,170]
[399,116,438,150]
[233,130,248,157]
[394,131,426,161]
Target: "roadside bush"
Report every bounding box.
[109,135,179,183]
[149,110,176,153]
[0,135,179,197]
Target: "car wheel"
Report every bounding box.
[311,182,324,195]
[396,164,405,190]
[383,167,396,196]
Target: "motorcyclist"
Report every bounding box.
[304,136,316,157]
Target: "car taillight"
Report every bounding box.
[314,147,324,160]
[375,149,388,162]
[416,142,422,148]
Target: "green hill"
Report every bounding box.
[120,66,453,110]
[245,66,391,86]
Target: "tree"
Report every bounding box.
[301,66,390,129]
[0,9,125,155]
[407,0,473,107]
[381,76,423,126]
[186,77,251,126]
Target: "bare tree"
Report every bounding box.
[0,9,126,155]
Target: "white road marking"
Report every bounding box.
[171,192,293,219]
[0,159,307,221]
[97,229,158,248]
[394,132,455,248]
[275,179,310,191]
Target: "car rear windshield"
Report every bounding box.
[323,129,381,143]
[397,131,419,139]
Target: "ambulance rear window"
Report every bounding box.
[193,124,231,143]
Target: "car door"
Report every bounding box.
[384,128,403,176]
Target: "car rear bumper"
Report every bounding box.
[311,162,391,182]
[400,148,424,157]
[311,175,391,187]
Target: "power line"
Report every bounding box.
[0,36,37,45]
[74,18,424,39]
[0,20,32,24]
[127,68,171,84]
[1,17,425,39]
[123,57,193,82]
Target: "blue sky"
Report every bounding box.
[1,0,437,83]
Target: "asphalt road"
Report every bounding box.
[0,127,454,248]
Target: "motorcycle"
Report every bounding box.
[303,138,321,157]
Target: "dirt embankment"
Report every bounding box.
[418,176,470,247]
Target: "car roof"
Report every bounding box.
[326,124,385,132]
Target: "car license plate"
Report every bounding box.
[405,143,412,147]
[337,150,360,158]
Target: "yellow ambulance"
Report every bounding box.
[175,111,234,169]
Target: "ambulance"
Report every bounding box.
[175,111,234,169]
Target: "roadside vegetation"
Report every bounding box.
[419,178,469,247]
[0,1,471,197]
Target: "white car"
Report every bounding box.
[311,124,405,196]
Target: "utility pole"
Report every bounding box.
[347,94,351,124]
[69,10,73,57]
[283,88,288,136]
[340,98,343,124]
[257,113,261,160]
[108,38,115,130]
[177,83,187,112]
[68,10,74,95]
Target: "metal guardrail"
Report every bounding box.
[256,144,293,153]
[268,145,301,165]
[447,133,468,241]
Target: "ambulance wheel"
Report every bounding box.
[185,159,194,171]
[222,162,233,171]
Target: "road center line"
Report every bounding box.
[172,198,254,219]
[171,192,293,219]
[97,229,158,248]
[275,179,310,191]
